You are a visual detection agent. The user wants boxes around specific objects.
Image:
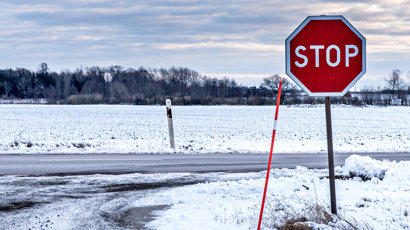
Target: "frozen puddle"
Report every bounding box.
[0,155,409,230]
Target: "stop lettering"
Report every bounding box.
[294,44,358,68]
[285,15,366,96]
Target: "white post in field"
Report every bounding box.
[166,99,175,149]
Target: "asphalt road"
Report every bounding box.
[0,152,408,176]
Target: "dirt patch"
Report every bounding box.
[123,205,170,229]
[100,179,204,193]
[36,180,71,186]
[102,205,170,230]
[280,217,313,230]
[320,174,379,182]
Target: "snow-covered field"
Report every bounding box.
[0,155,408,229]
[0,104,409,154]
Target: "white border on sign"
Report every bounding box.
[285,15,366,97]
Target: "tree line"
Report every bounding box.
[0,63,292,105]
[0,63,408,105]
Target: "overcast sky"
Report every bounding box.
[1,0,409,88]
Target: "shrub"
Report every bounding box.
[254,198,371,230]
[67,94,103,104]
[26,141,33,148]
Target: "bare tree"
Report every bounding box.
[385,69,407,104]
[16,68,32,98]
[386,69,406,91]
[260,74,298,104]
[35,63,52,98]
[1,81,12,97]
[37,62,49,74]
[109,81,130,103]
[60,70,73,99]
[360,86,377,105]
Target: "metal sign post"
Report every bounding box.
[166,99,175,149]
[325,97,337,214]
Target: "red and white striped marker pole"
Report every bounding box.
[257,81,283,230]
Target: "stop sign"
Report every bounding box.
[286,15,366,96]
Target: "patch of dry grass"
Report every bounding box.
[250,198,373,230]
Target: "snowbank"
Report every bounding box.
[342,154,392,180]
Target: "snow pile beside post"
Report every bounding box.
[342,155,393,180]
[382,159,410,185]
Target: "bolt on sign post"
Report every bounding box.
[166,99,175,149]
[257,81,283,230]
[285,15,366,215]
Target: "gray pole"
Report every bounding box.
[166,99,175,149]
[325,97,337,215]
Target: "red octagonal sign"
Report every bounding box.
[286,15,366,96]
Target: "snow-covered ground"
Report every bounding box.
[0,155,408,229]
[0,104,409,154]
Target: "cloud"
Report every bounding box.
[0,0,408,87]
[155,41,282,53]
